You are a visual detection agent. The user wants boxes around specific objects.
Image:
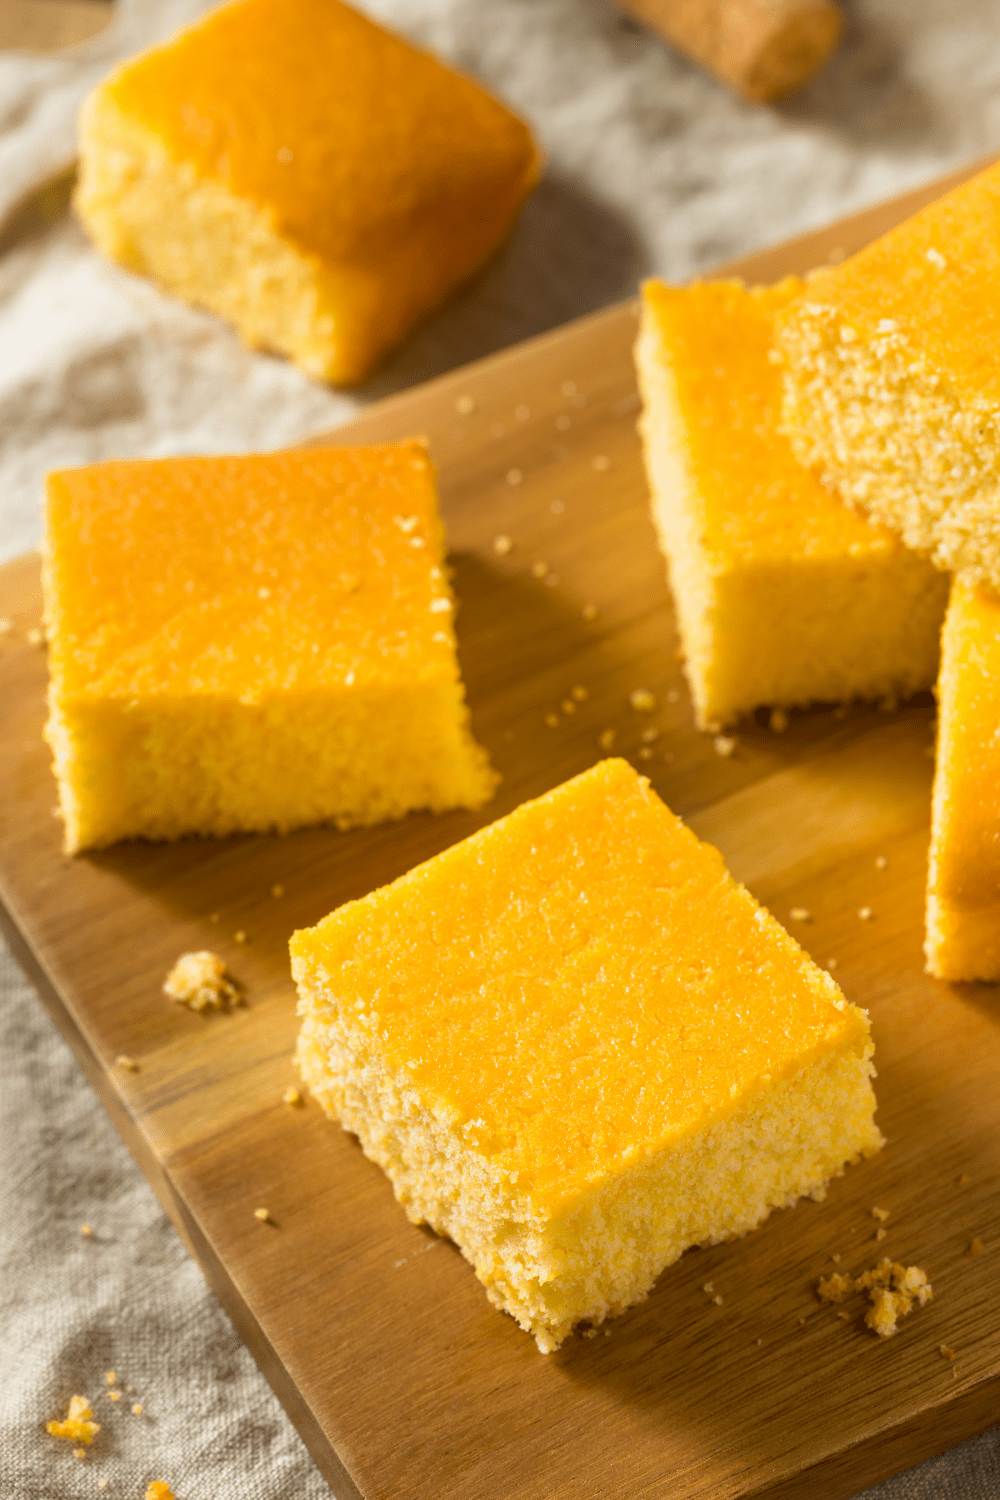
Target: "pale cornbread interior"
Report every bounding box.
[74,0,542,385]
[43,442,497,853]
[774,159,1000,593]
[634,277,948,730]
[926,581,1000,981]
[292,759,883,1352]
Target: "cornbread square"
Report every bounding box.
[292,758,882,1352]
[636,277,948,729]
[926,581,1000,980]
[774,159,1000,591]
[43,441,496,853]
[75,0,542,385]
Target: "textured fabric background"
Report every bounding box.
[2,2,1000,1495]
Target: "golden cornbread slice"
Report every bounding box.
[75,0,541,385]
[926,581,1000,980]
[635,277,948,729]
[774,159,1000,591]
[43,441,496,853]
[292,758,882,1353]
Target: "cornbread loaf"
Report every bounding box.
[291,758,883,1352]
[43,442,496,853]
[75,0,542,385]
[774,158,1000,592]
[635,277,948,729]
[926,581,1000,980]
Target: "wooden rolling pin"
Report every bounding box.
[618,0,843,102]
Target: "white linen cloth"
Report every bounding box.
[2,2,1000,1494]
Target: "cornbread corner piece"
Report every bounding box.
[635,276,948,730]
[926,581,1000,980]
[43,441,497,854]
[291,757,883,1353]
[774,158,1000,592]
[74,0,542,386]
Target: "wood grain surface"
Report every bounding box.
[3,162,1000,1500]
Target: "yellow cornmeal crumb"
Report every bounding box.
[104,1371,116,1385]
[968,1238,984,1257]
[940,1343,957,1362]
[46,1395,100,1445]
[115,1055,139,1071]
[871,1205,890,1222]
[958,1173,972,1187]
[145,1484,175,1500]
[283,1086,303,1107]
[629,689,656,712]
[106,1391,121,1403]
[164,951,241,1013]
[875,1227,887,1242]
[131,1403,143,1415]
[818,1258,932,1337]
[598,728,616,750]
[254,1207,271,1222]
[79,1224,93,1237]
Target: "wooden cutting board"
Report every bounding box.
[3,160,1000,1500]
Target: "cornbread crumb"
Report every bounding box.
[639,747,654,761]
[703,1282,714,1293]
[47,1395,100,1445]
[641,726,659,743]
[968,1238,984,1257]
[73,1447,87,1460]
[545,713,559,729]
[493,535,512,556]
[826,958,838,970]
[940,1344,957,1362]
[98,1480,109,1490]
[713,1294,723,1306]
[104,1371,116,1385]
[27,626,46,646]
[598,728,616,750]
[875,855,888,870]
[531,561,549,578]
[818,1258,932,1337]
[831,1253,841,1263]
[0,617,13,634]
[131,1403,143,1416]
[115,1055,139,1071]
[713,734,737,758]
[871,1206,890,1222]
[234,930,248,944]
[875,1227,887,1242]
[769,708,789,734]
[106,1391,121,1402]
[455,395,476,415]
[79,1224,93,1237]
[254,1207,271,1222]
[164,951,241,1013]
[283,1086,303,1107]
[629,689,656,712]
[561,700,576,715]
[858,906,873,921]
[571,685,588,702]
[582,604,598,620]
[789,908,811,922]
[958,1173,971,1186]
[506,468,523,486]
[145,1482,174,1500]
[270,883,285,898]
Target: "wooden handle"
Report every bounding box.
[619,0,843,102]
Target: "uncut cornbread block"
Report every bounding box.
[635,277,948,729]
[926,581,1000,980]
[774,158,1000,591]
[43,441,496,853]
[292,758,883,1353]
[75,0,541,385]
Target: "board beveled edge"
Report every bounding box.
[0,840,365,1500]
